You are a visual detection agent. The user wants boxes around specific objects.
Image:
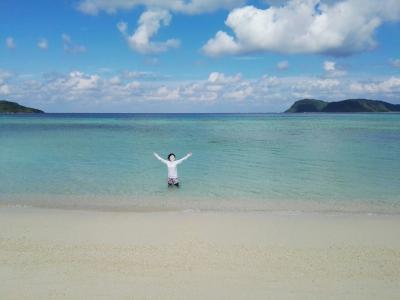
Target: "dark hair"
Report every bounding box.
[168,153,175,161]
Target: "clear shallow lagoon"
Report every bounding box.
[1,113,399,213]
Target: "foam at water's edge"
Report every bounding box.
[1,194,400,216]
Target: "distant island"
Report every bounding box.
[285,99,400,113]
[0,100,44,113]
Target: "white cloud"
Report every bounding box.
[264,0,339,6]
[109,76,121,85]
[350,77,400,94]
[117,9,180,54]
[323,61,335,72]
[223,82,253,100]
[311,78,341,90]
[125,80,141,89]
[323,60,346,77]
[4,69,400,112]
[0,81,10,94]
[277,60,289,70]
[68,71,100,90]
[40,72,100,100]
[146,85,181,100]
[390,59,400,68]
[0,70,12,95]
[37,38,48,50]
[202,31,241,56]
[79,0,244,55]
[117,21,128,32]
[0,69,12,81]
[203,0,400,57]
[77,0,244,15]
[208,72,242,84]
[122,70,162,80]
[62,34,87,54]
[19,71,144,103]
[289,77,341,93]
[6,37,15,49]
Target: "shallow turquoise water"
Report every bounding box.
[1,113,399,213]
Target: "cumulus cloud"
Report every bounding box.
[27,71,143,103]
[77,0,244,15]
[323,61,335,72]
[277,61,289,70]
[0,85,10,94]
[145,85,181,101]
[390,59,400,68]
[202,31,240,56]
[208,72,242,84]
[0,69,12,81]
[264,0,340,6]
[117,9,180,54]
[4,68,400,111]
[287,79,345,100]
[0,70,12,95]
[117,21,128,32]
[203,0,400,57]
[62,34,87,54]
[323,61,346,77]
[350,77,400,94]
[63,71,100,90]
[37,38,48,50]
[37,71,101,102]
[79,0,244,54]
[223,82,253,100]
[0,79,10,94]
[6,37,15,49]
[122,70,159,79]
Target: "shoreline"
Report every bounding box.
[2,194,400,216]
[1,206,400,299]
[2,202,400,217]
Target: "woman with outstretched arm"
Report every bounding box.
[153,152,192,187]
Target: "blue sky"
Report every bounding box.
[0,0,399,112]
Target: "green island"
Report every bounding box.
[285,99,400,113]
[0,100,44,113]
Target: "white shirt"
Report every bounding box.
[154,153,192,178]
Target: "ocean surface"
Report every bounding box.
[1,113,399,213]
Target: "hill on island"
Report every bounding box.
[0,100,44,113]
[285,99,400,113]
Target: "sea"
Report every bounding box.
[1,113,399,214]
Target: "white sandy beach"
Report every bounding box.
[0,206,400,300]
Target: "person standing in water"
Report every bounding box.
[153,152,192,187]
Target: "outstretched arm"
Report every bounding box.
[153,152,168,164]
[175,152,192,165]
